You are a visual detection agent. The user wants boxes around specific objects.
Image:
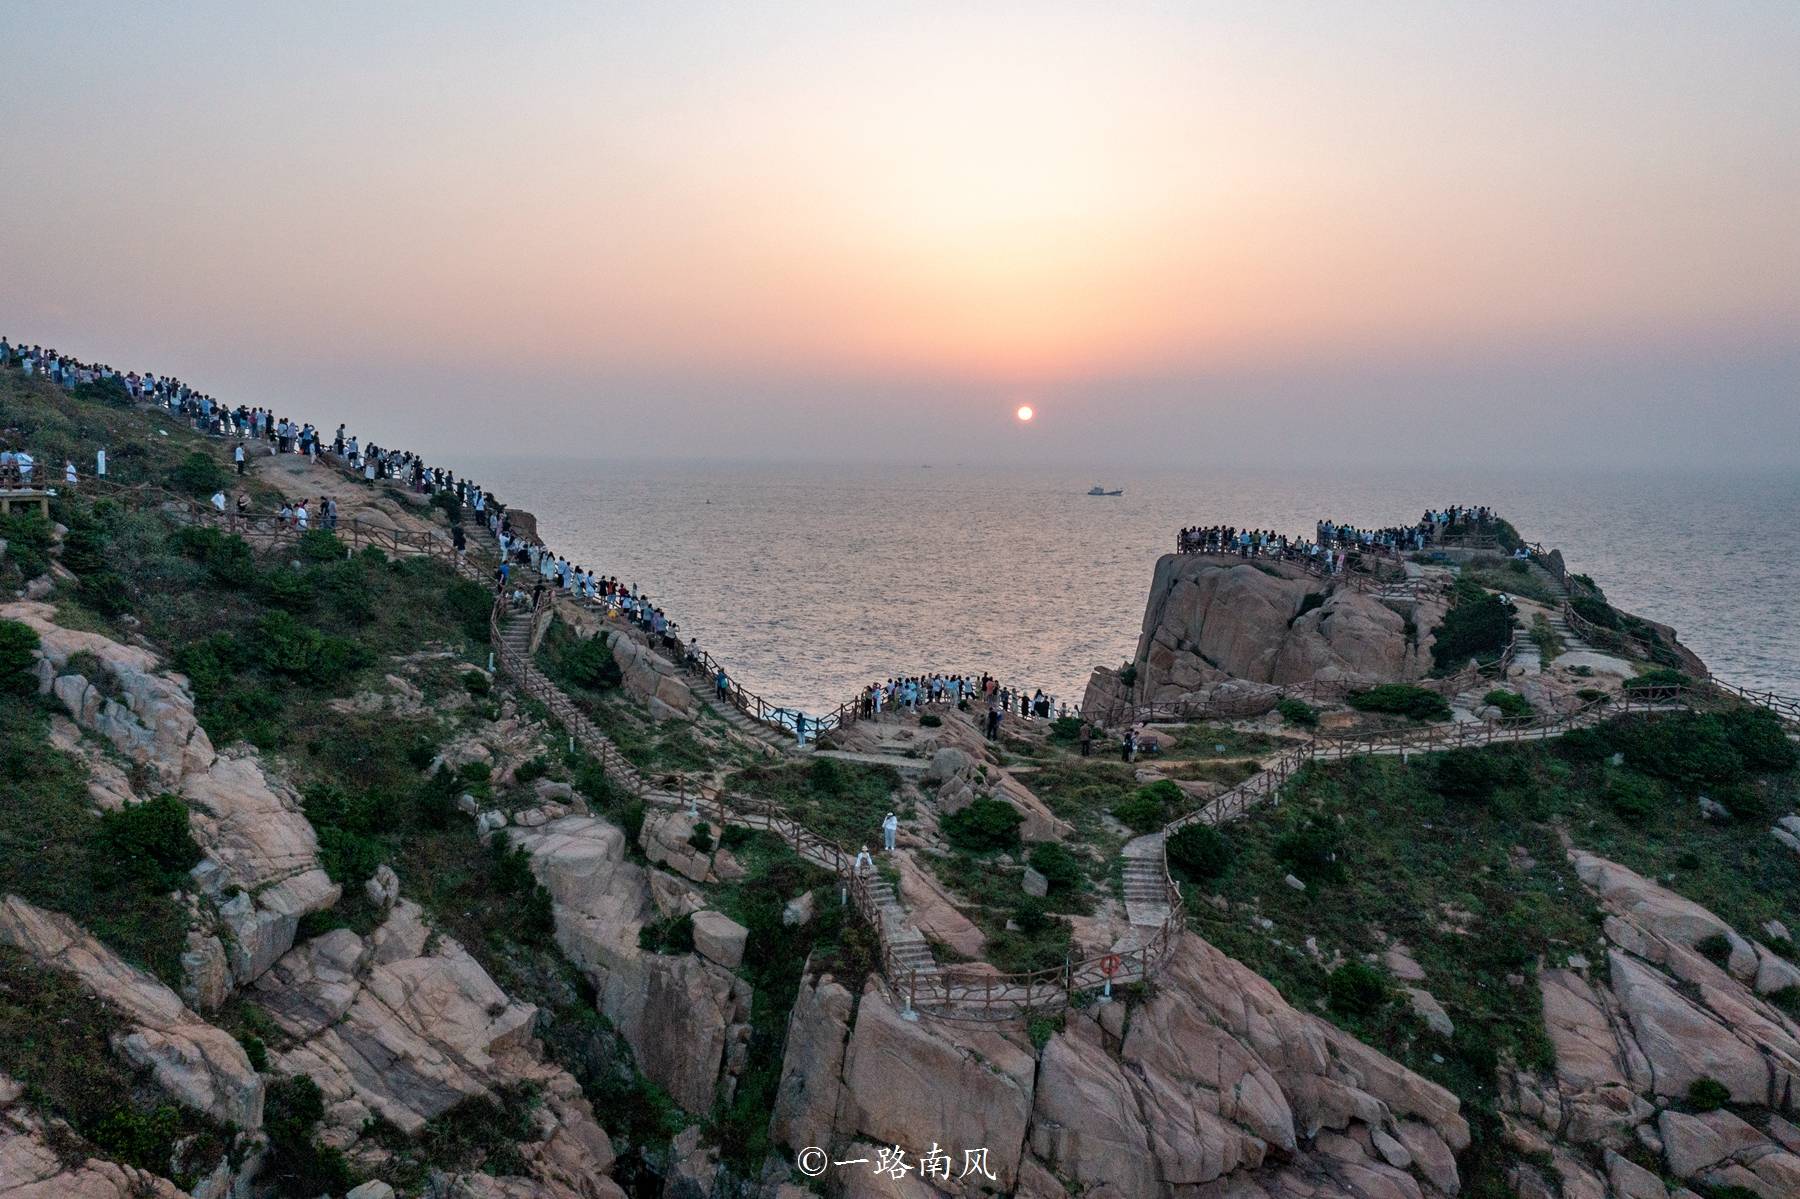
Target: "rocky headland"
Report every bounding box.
[2,358,1797,1199]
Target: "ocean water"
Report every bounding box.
[459,460,1800,713]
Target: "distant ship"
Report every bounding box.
[1087,485,1123,496]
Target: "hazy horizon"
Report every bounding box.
[4,2,1798,470]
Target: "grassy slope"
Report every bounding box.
[1182,721,1799,1195]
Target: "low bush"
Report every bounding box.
[0,619,39,692]
[1696,933,1733,968]
[0,511,55,579]
[1348,685,1451,722]
[171,450,228,497]
[1482,689,1534,723]
[1432,748,1513,802]
[1166,823,1232,883]
[556,633,622,692]
[918,712,941,727]
[1274,820,1344,884]
[638,911,695,954]
[1604,772,1662,820]
[1048,715,1084,742]
[95,794,203,890]
[1327,960,1389,1017]
[1026,843,1084,894]
[1686,1077,1731,1112]
[294,528,345,563]
[1111,779,1184,833]
[1430,578,1514,670]
[941,797,1023,851]
[462,669,491,696]
[262,1074,356,1196]
[1276,697,1318,727]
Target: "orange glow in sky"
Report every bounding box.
[1,4,1796,466]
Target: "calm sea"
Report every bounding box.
[457,460,1800,713]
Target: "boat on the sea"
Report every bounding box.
[1087,484,1123,496]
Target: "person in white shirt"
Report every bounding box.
[211,490,227,512]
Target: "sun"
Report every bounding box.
[1015,405,1035,423]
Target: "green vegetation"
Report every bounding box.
[1276,696,1318,727]
[1461,556,1560,605]
[1685,1077,1731,1113]
[987,897,1073,974]
[1184,713,1800,1195]
[1529,613,1565,662]
[542,622,623,695]
[1166,822,1233,883]
[0,510,55,579]
[942,796,1024,851]
[0,617,41,690]
[0,692,194,982]
[728,756,902,846]
[1429,577,1515,671]
[261,1075,355,1196]
[1482,688,1534,724]
[0,946,229,1189]
[171,450,230,497]
[1347,683,1452,722]
[1026,842,1086,895]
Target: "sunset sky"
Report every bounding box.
[3,2,1797,466]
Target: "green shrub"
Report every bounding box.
[294,528,345,563]
[1696,933,1733,968]
[462,669,491,696]
[1571,594,1620,630]
[1347,685,1451,722]
[1326,960,1389,1017]
[95,794,202,889]
[1276,697,1318,727]
[0,511,55,578]
[1292,592,1326,624]
[171,451,228,497]
[1482,689,1534,723]
[316,826,385,887]
[556,633,621,692]
[638,911,695,954]
[1118,663,1137,687]
[1614,714,1743,788]
[1275,820,1344,883]
[1686,1076,1731,1112]
[1623,667,1689,691]
[918,712,941,727]
[1049,715,1084,742]
[1721,707,1798,773]
[169,525,257,588]
[1604,772,1662,820]
[1026,843,1084,893]
[92,1104,184,1173]
[0,619,39,692]
[1434,748,1511,802]
[1166,823,1232,883]
[688,821,715,853]
[238,1032,270,1073]
[942,797,1024,851]
[263,1074,355,1196]
[1113,779,1185,833]
[1429,583,1515,670]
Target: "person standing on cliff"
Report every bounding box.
[882,811,898,852]
[1079,721,1094,757]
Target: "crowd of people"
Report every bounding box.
[1178,506,1518,565]
[860,674,1066,724]
[5,334,1075,738]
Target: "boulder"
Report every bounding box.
[839,986,1036,1191]
[770,974,855,1151]
[691,911,748,971]
[893,854,986,959]
[0,895,263,1129]
[1021,866,1049,898]
[0,1102,192,1199]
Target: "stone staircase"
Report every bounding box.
[1121,835,1172,928]
[860,871,938,978]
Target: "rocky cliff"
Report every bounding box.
[1083,555,1446,715]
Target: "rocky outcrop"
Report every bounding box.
[6,602,339,999]
[254,896,623,1197]
[607,629,696,722]
[508,814,751,1113]
[1079,556,1445,713]
[0,1082,190,1199]
[0,895,263,1129]
[772,934,1469,1197]
[1508,851,1800,1194]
